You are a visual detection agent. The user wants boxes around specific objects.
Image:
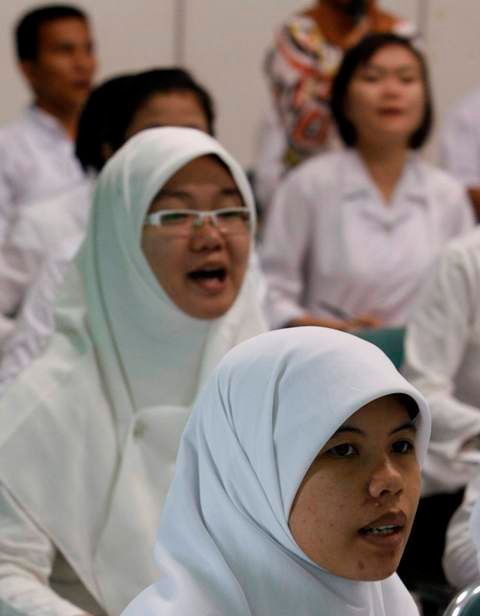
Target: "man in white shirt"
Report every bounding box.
[0,5,96,344]
[441,87,480,221]
[0,4,97,241]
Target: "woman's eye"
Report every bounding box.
[327,443,358,458]
[400,75,417,84]
[161,212,191,226]
[392,439,414,455]
[360,72,380,83]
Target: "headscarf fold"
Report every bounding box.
[123,327,430,616]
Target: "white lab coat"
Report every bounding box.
[261,149,474,328]
[403,229,480,496]
[0,106,84,241]
[441,86,480,188]
[0,181,92,362]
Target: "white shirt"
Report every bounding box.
[0,486,103,616]
[441,86,480,187]
[252,109,286,210]
[402,229,480,496]
[0,182,92,385]
[261,150,474,329]
[0,106,85,241]
[443,473,480,589]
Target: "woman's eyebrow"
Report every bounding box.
[219,187,242,197]
[332,420,417,437]
[334,425,364,436]
[362,63,418,74]
[390,421,417,435]
[153,189,191,200]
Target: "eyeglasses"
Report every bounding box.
[144,207,251,236]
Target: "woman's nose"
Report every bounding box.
[190,217,224,251]
[367,457,404,500]
[381,76,403,97]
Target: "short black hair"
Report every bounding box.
[15,4,88,61]
[330,33,433,149]
[75,74,135,173]
[108,67,216,152]
[75,68,216,173]
[393,393,420,420]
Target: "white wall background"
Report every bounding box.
[0,1,478,166]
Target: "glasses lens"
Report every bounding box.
[215,209,251,234]
[160,211,195,227]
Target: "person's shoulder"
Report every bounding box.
[0,109,31,142]
[446,87,480,125]
[417,159,466,196]
[445,228,480,262]
[273,152,344,212]
[287,150,343,183]
[278,12,323,54]
[426,229,480,300]
[0,110,36,169]
[20,181,92,231]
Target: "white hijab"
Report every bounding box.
[0,127,266,614]
[123,327,431,616]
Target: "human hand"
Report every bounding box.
[347,314,383,331]
[288,313,356,331]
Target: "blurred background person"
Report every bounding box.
[401,228,480,596]
[254,0,415,209]
[0,4,96,241]
[441,85,480,221]
[0,67,216,389]
[261,34,473,332]
[443,472,480,590]
[0,127,265,615]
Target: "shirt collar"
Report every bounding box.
[27,104,71,142]
[341,148,428,207]
[341,149,371,200]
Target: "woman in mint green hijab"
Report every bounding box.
[0,127,265,616]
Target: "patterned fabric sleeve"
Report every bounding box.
[265,15,340,167]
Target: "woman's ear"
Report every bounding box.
[101,142,115,162]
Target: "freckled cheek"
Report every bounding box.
[309,482,353,532]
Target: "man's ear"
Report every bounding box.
[19,60,37,86]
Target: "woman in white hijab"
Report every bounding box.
[123,327,431,616]
[0,127,265,615]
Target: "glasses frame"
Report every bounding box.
[144,207,251,236]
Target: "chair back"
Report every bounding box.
[354,327,405,370]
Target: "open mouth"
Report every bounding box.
[358,511,406,543]
[188,267,227,283]
[187,266,228,293]
[359,524,402,536]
